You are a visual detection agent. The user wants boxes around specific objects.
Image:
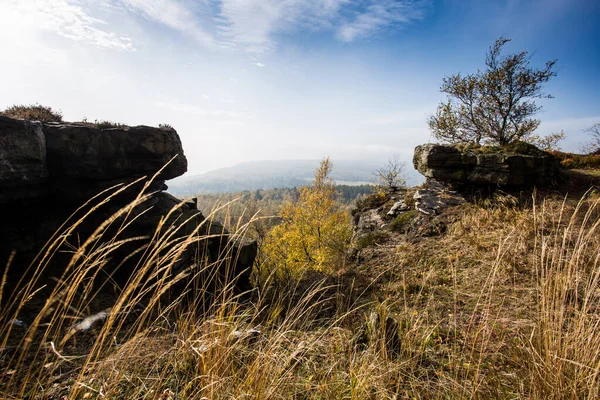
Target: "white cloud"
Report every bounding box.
[217,0,297,52]
[0,0,426,54]
[0,0,134,51]
[337,0,425,42]
[254,62,266,67]
[217,0,424,52]
[120,0,217,48]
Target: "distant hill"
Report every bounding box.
[167,159,424,196]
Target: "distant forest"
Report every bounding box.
[165,158,425,197]
[195,184,373,238]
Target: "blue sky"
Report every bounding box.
[1,0,599,175]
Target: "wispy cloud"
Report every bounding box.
[0,0,426,53]
[337,0,426,42]
[216,0,343,52]
[120,0,217,48]
[217,0,426,52]
[0,0,134,51]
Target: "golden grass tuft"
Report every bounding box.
[1,104,63,122]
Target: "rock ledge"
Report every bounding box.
[413,143,559,186]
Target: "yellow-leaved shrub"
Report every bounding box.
[261,158,352,277]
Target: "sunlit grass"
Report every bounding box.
[1,181,599,398]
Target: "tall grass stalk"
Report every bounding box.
[527,193,600,398]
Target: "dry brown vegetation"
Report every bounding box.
[552,151,600,170]
[1,175,600,398]
[0,104,63,122]
[0,104,173,129]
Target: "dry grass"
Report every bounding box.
[552,151,600,170]
[0,103,175,130]
[1,104,63,122]
[1,182,600,398]
[74,119,128,129]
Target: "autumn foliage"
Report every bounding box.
[261,158,352,277]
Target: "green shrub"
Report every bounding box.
[389,210,418,233]
[1,104,63,122]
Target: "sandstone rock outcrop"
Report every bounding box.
[413,180,465,215]
[44,123,186,194]
[0,116,256,292]
[413,143,559,186]
[0,117,47,203]
[386,200,410,217]
[355,209,386,234]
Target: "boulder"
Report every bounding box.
[0,116,255,294]
[0,119,187,204]
[43,123,187,201]
[413,143,558,186]
[0,116,48,203]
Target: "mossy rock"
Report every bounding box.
[457,141,550,156]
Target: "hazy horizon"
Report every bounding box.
[1,0,599,175]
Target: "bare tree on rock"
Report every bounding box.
[374,155,407,192]
[583,122,600,154]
